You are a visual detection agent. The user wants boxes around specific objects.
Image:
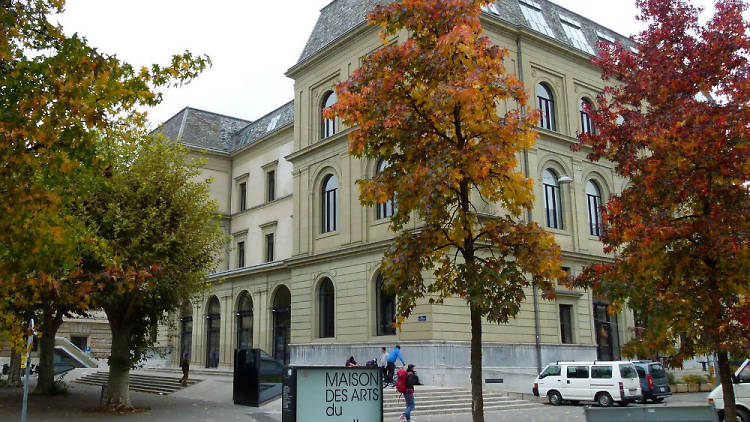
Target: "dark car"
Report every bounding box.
[633,360,671,403]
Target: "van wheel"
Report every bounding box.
[737,408,749,422]
[596,392,614,407]
[547,390,562,406]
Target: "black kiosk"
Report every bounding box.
[233,348,283,406]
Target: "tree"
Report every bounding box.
[80,135,225,410]
[574,0,750,420]
[0,0,208,394]
[329,1,564,420]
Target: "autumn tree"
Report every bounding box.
[0,0,208,394]
[575,0,750,420]
[330,1,563,420]
[80,135,224,411]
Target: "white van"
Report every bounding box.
[532,360,642,407]
[708,358,749,422]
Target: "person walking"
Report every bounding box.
[386,345,405,386]
[399,364,420,422]
[180,352,190,385]
[378,347,389,386]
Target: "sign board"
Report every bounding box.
[283,366,383,422]
[417,315,427,322]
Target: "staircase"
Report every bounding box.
[382,387,542,417]
[75,371,200,395]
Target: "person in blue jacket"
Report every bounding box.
[386,345,405,386]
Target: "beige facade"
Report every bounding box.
[159,0,638,390]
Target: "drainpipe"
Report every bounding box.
[516,35,543,375]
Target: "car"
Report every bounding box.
[708,358,750,422]
[533,360,642,407]
[632,360,671,403]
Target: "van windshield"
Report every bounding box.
[649,363,666,378]
[619,364,637,379]
[539,365,561,379]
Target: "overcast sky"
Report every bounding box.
[55,0,716,128]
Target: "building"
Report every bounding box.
[158,0,638,391]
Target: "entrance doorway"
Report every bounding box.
[272,286,291,364]
[206,296,221,368]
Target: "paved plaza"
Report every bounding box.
[0,369,710,422]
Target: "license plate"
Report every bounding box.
[660,387,665,392]
[629,388,637,392]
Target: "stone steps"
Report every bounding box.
[74,371,200,395]
[381,388,543,416]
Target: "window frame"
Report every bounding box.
[267,170,276,202]
[239,181,247,212]
[376,159,395,220]
[586,180,603,236]
[318,278,335,338]
[265,233,275,263]
[236,293,253,350]
[559,304,574,344]
[375,273,397,336]
[537,83,556,131]
[543,169,563,229]
[237,241,245,268]
[321,174,338,233]
[580,98,594,134]
[321,91,338,140]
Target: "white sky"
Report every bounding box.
[55,0,716,129]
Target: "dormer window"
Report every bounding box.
[519,0,555,38]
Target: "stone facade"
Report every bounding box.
[144,0,641,390]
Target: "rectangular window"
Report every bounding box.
[591,366,613,379]
[71,336,87,351]
[519,0,555,38]
[265,233,274,263]
[239,182,247,211]
[567,365,589,379]
[267,170,276,202]
[237,242,245,268]
[560,16,595,54]
[559,304,573,344]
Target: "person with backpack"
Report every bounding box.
[396,364,420,422]
[386,345,405,386]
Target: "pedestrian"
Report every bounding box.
[386,344,406,386]
[180,352,190,385]
[398,364,420,422]
[378,346,389,386]
[345,356,358,367]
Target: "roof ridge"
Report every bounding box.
[182,106,253,123]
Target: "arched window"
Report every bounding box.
[376,159,395,220]
[322,174,338,233]
[543,169,563,229]
[321,91,338,139]
[179,303,192,364]
[580,98,594,134]
[205,296,221,368]
[537,84,556,131]
[272,286,291,363]
[375,273,397,336]
[236,292,253,350]
[318,278,335,338]
[586,180,603,236]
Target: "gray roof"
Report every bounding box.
[157,108,252,153]
[297,0,633,66]
[232,100,295,151]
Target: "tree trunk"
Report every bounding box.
[105,324,133,411]
[7,348,22,387]
[33,308,62,394]
[470,305,484,422]
[717,349,737,422]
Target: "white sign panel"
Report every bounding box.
[296,367,382,422]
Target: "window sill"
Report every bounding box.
[371,217,392,227]
[545,227,571,236]
[316,230,339,240]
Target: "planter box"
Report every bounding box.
[676,384,688,393]
[700,383,713,392]
[669,384,677,393]
[687,384,700,393]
